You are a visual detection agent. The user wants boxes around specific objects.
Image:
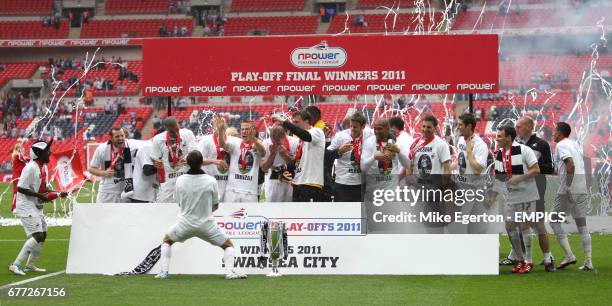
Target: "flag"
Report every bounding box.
[49,149,86,192]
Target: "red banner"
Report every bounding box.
[142,34,499,96]
[0,38,141,48]
[49,149,86,192]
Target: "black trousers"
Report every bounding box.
[292,185,323,202]
[333,183,363,202]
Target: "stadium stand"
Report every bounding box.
[50,60,142,97]
[80,18,193,38]
[0,63,41,88]
[224,16,319,36]
[327,13,444,34]
[356,0,415,10]
[0,0,52,16]
[0,20,69,39]
[231,0,306,12]
[452,6,612,30]
[105,0,169,15]
[500,54,612,88]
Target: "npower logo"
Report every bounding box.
[291,41,347,68]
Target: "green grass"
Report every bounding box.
[0,184,610,305]
[0,183,98,219]
[0,225,610,305]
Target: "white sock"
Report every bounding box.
[14,237,37,266]
[543,252,552,263]
[577,226,592,261]
[160,243,171,273]
[26,241,44,267]
[551,222,574,259]
[507,248,516,261]
[223,247,235,274]
[523,232,533,263]
[507,229,524,262]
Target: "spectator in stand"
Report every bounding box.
[159,25,168,37]
[104,100,112,114]
[82,10,89,24]
[11,126,18,138]
[181,26,189,37]
[94,78,102,91]
[172,25,179,37]
[153,115,162,129]
[134,129,142,140]
[168,2,175,15]
[117,83,126,95]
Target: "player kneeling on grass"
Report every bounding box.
[9,140,68,276]
[156,150,247,280]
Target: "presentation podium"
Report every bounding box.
[66,203,499,275]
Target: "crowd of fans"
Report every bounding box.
[48,56,138,98]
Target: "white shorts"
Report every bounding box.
[217,180,227,202]
[21,215,47,237]
[157,179,177,203]
[224,190,258,203]
[455,190,490,234]
[264,180,293,203]
[553,193,590,218]
[96,191,122,204]
[167,218,228,247]
[504,201,536,222]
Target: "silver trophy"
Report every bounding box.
[259,221,288,277]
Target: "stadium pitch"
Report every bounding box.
[1,186,610,305]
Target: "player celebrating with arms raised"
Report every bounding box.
[216,117,266,203]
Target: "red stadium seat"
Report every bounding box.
[52,60,143,97]
[81,18,193,39]
[452,7,612,31]
[500,54,612,88]
[224,16,318,36]
[0,62,42,87]
[0,0,52,16]
[0,21,69,39]
[106,0,168,15]
[231,0,306,12]
[356,0,416,10]
[327,13,444,34]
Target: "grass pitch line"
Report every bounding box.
[0,270,65,290]
[0,239,69,242]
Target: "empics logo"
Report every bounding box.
[291,41,347,68]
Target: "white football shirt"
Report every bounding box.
[151,129,196,182]
[456,134,489,187]
[293,127,325,186]
[130,143,156,202]
[554,138,588,194]
[328,129,362,186]
[174,173,219,226]
[16,161,47,218]
[407,135,451,179]
[226,137,261,196]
